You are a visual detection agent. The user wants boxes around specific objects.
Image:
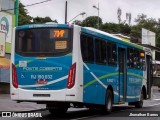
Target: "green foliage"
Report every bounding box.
[18,2,57,25]
[133,14,160,46]
[18,3,32,26]
[101,22,120,33]
[82,16,102,28]
[72,20,82,26]
[32,16,57,24]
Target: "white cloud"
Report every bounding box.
[20,0,160,25]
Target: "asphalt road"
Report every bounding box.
[1,88,160,120]
[2,100,160,120]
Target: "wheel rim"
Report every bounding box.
[107,95,112,110]
[140,92,144,105]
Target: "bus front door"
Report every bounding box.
[118,48,127,102]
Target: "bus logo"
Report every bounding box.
[54,30,65,38]
[37,80,48,84]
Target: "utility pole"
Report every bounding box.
[15,0,19,26]
[65,1,67,24]
[93,3,99,29]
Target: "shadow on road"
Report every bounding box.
[28,106,134,120]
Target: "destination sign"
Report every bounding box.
[50,29,68,39]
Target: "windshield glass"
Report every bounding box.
[15,28,73,56]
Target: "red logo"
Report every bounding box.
[37,80,48,84]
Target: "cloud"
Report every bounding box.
[20,0,160,25]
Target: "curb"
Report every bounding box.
[0,108,47,117]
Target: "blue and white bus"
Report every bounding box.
[11,24,152,114]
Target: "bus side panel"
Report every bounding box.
[83,64,119,105]
[127,69,143,102]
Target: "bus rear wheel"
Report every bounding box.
[102,89,113,113]
[135,90,144,108]
[47,103,68,115]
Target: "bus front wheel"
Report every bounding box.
[135,90,144,108]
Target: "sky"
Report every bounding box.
[20,0,160,25]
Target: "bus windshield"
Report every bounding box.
[15,28,72,56]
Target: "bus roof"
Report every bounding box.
[16,23,73,30]
[82,27,143,50]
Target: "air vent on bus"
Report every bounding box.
[33,94,50,97]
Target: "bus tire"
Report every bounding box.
[103,89,113,113]
[135,90,144,108]
[47,104,68,115]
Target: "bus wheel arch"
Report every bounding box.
[107,85,114,102]
[47,102,69,115]
[142,85,147,100]
[103,85,114,113]
[135,87,145,108]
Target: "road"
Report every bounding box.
[1,88,160,120]
[3,100,160,120]
[4,103,160,120]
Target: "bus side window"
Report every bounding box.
[112,43,117,65]
[80,34,94,63]
[134,50,140,69]
[107,42,117,66]
[95,39,107,64]
[127,48,134,68]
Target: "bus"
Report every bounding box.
[10,24,152,114]
[152,60,160,87]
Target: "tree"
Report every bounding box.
[129,13,160,51]
[82,16,102,29]
[18,2,32,26]
[18,2,57,25]
[135,14,147,23]
[72,20,83,26]
[32,16,57,24]
[101,22,131,35]
[101,22,120,33]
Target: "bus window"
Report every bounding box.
[107,42,117,66]
[95,39,107,64]
[80,34,94,63]
[15,28,72,56]
[134,50,140,69]
[127,48,134,68]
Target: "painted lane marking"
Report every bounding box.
[71,115,99,120]
[153,98,160,101]
[144,102,160,107]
